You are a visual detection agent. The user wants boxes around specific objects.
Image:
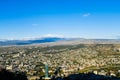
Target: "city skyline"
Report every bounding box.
[0,0,120,39]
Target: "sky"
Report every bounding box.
[0,0,120,39]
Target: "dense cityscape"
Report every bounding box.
[0,44,120,80]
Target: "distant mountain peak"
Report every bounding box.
[43,34,65,38]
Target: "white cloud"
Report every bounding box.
[82,13,91,17]
[43,34,64,38]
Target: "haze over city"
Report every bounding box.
[0,0,120,39]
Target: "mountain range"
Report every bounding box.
[0,37,120,46]
[0,37,67,46]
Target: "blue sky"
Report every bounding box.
[0,0,120,39]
